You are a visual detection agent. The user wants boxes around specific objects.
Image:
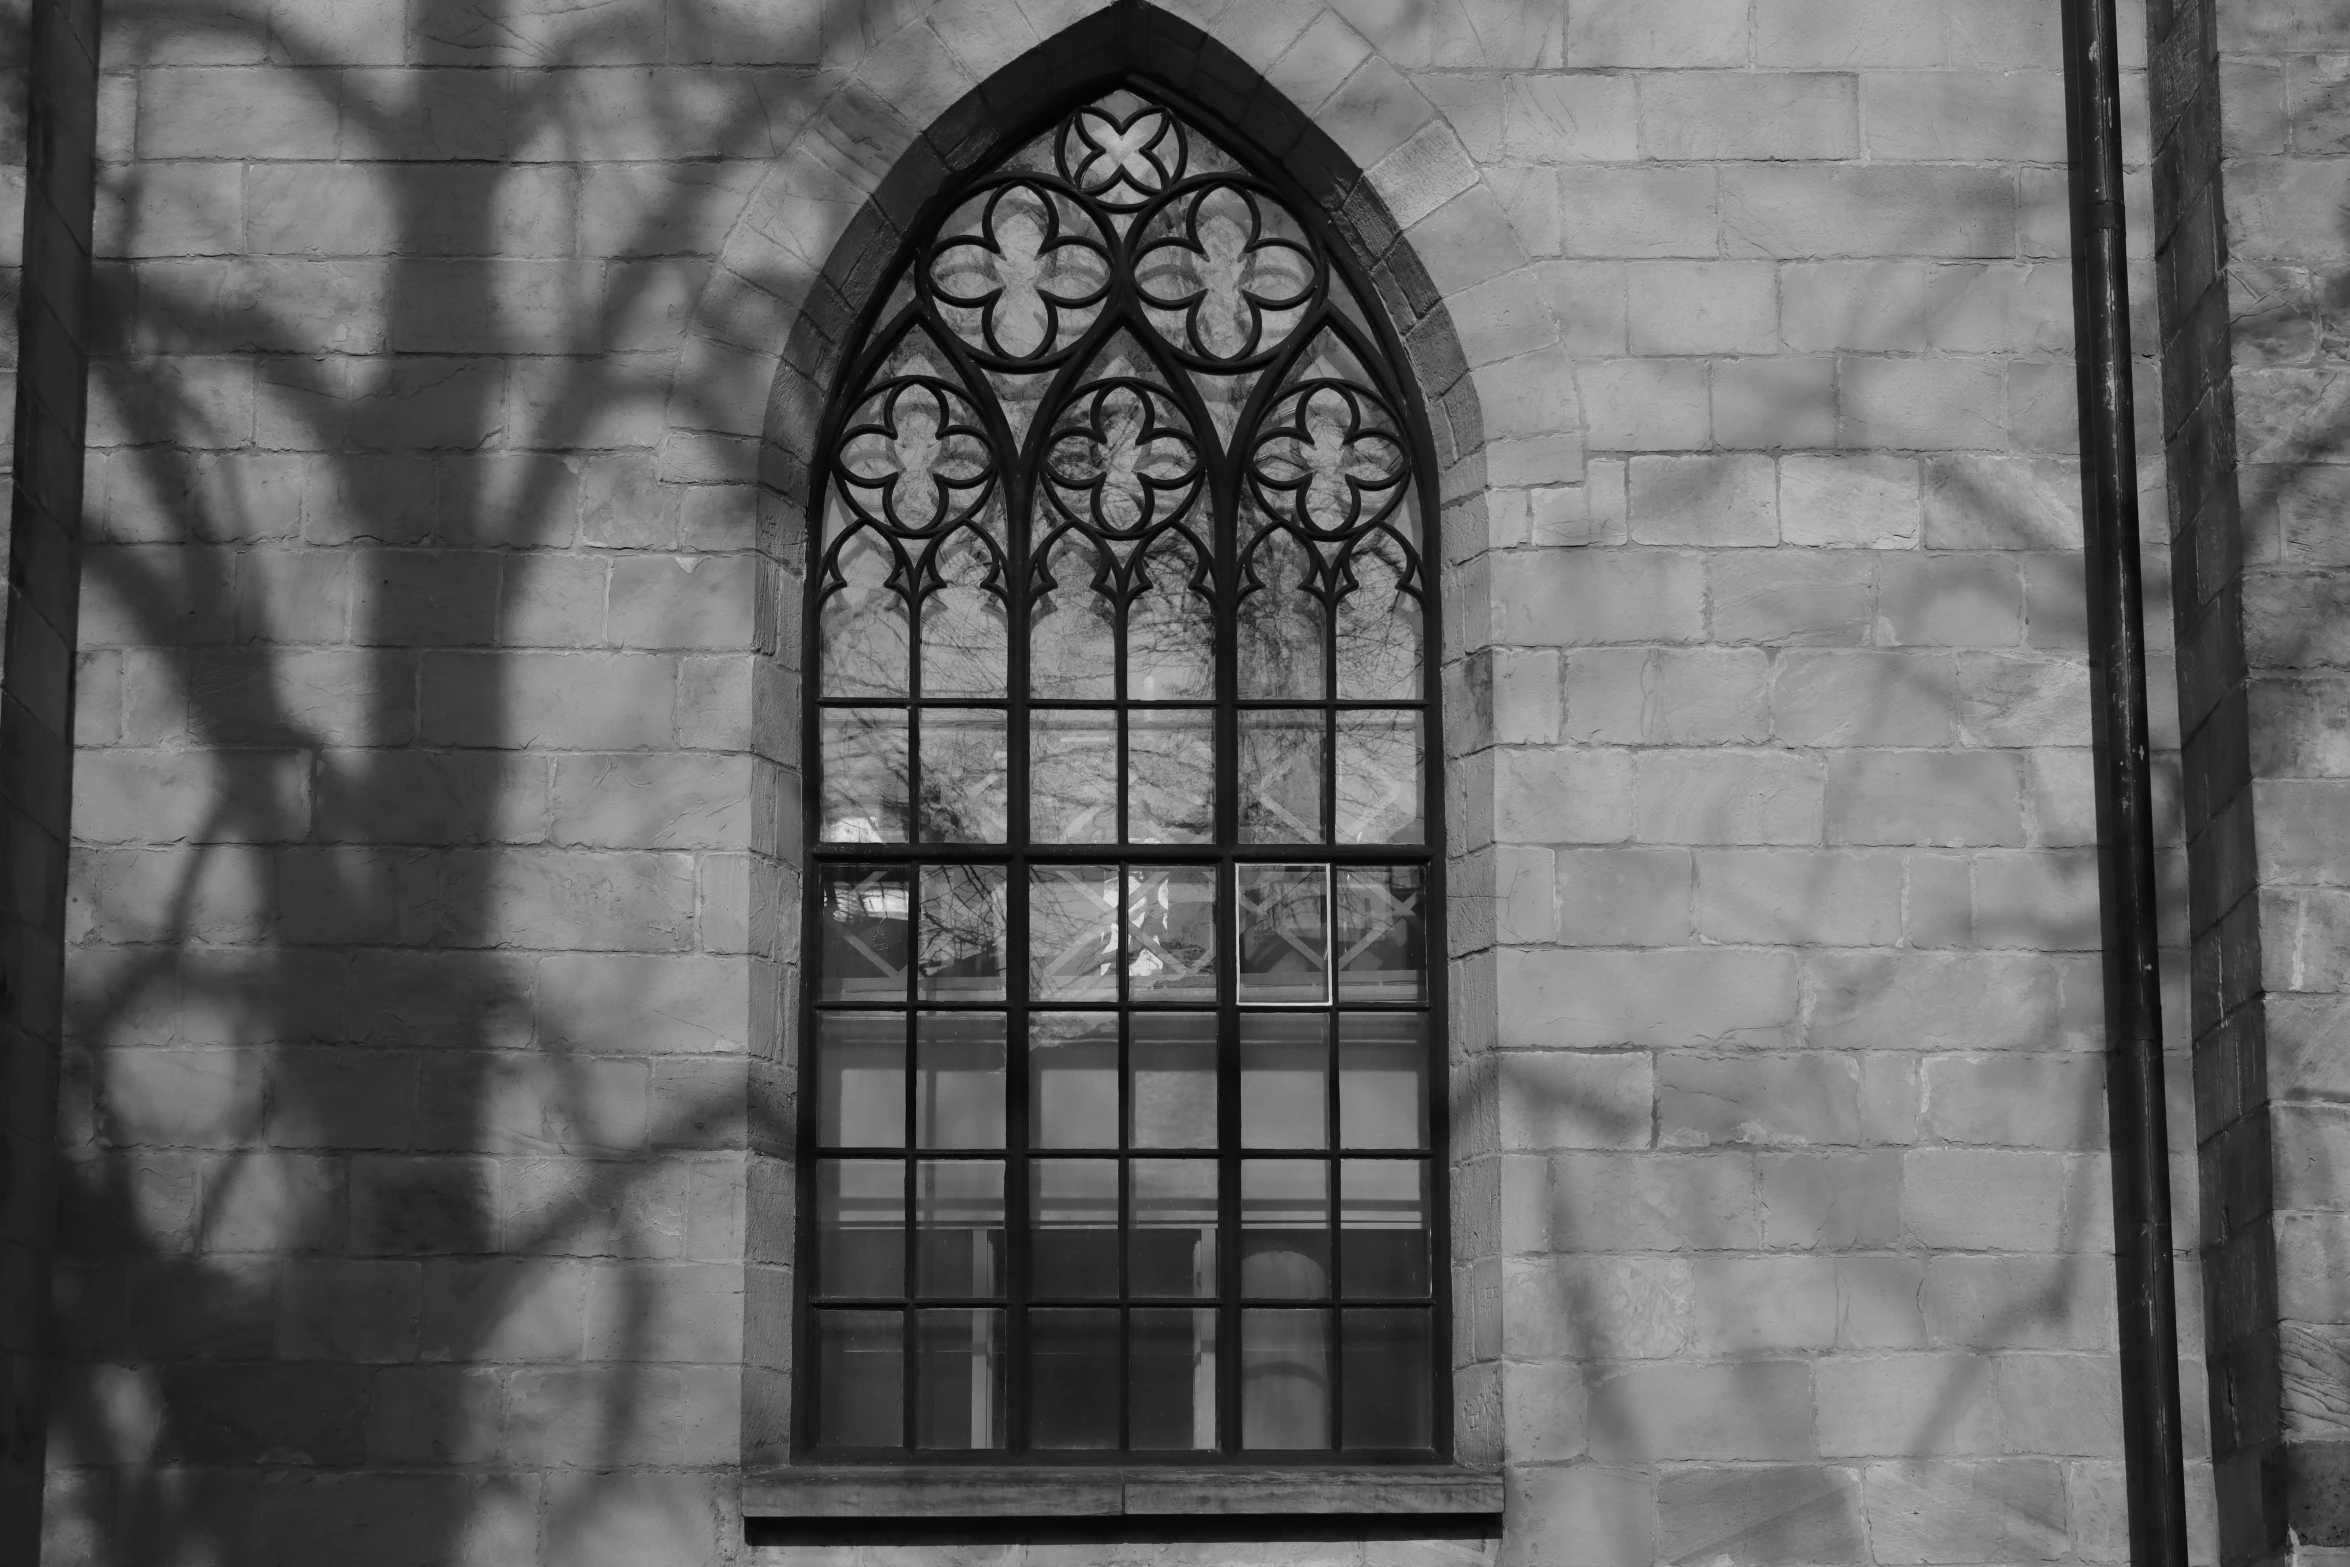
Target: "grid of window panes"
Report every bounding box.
[803,88,1440,1460]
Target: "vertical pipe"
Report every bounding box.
[2058,2,2193,1566]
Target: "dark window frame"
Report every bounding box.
[793,70,1451,1468]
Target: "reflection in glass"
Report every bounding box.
[1241,1014,1327,1149]
[819,866,910,1004]
[915,1307,1006,1450]
[1031,1159,1119,1299]
[1241,1160,1329,1299]
[915,1012,1005,1149]
[1030,708,1117,843]
[919,530,1009,698]
[1031,1012,1117,1149]
[1341,1309,1432,1450]
[918,865,1007,1001]
[1030,534,1117,700]
[1131,1159,1217,1298]
[1132,1308,1218,1450]
[1239,709,1324,843]
[1131,1014,1216,1148]
[820,709,910,844]
[1237,526,1325,700]
[1128,867,1216,1001]
[1339,1014,1427,1151]
[1339,1160,1428,1299]
[816,1013,903,1148]
[1031,865,1119,1001]
[915,1160,1004,1298]
[1030,1308,1120,1449]
[918,708,1008,843]
[1242,1309,1329,1450]
[1128,709,1215,843]
[1335,709,1422,845]
[1334,534,1422,701]
[1238,865,1329,1006]
[1127,537,1214,701]
[817,1159,904,1298]
[819,526,910,698]
[1335,866,1426,1002]
[816,1309,903,1448]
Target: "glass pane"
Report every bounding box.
[1242,1309,1329,1450]
[915,1307,1006,1450]
[1031,1011,1118,1150]
[915,1012,1005,1149]
[1131,1158,1217,1298]
[1031,865,1119,1001]
[816,1308,903,1448]
[918,865,1006,1002]
[1339,1159,1429,1299]
[1031,708,1118,844]
[1031,1159,1119,1299]
[1131,1013,1216,1149]
[819,866,910,1004]
[820,708,910,844]
[1128,866,1216,1001]
[918,708,1008,843]
[1237,864,1329,1006]
[1030,534,1117,701]
[1131,1307,1218,1451]
[816,1012,904,1148]
[1030,1308,1120,1450]
[1338,1014,1427,1151]
[1238,709,1325,844]
[915,1160,1004,1298]
[1237,525,1325,700]
[817,1159,904,1299]
[1241,1160,1329,1299]
[1127,536,1214,701]
[1241,1014,1327,1149]
[1341,1309,1433,1450]
[1128,708,1215,844]
[1334,534,1422,701]
[919,531,1009,698]
[1335,710,1422,845]
[1335,865,1426,1003]
[819,526,910,698]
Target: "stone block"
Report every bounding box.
[1567,0,1750,65]
[350,1156,497,1256]
[1565,648,1773,745]
[1710,553,1876,646]
[1589,1360,1817,1461]
[1774,651,1958,747]
[1541,1150,1763,1252]
[1863,1458,2069,1561]
[1503,1464,1657,1567]
[1495,746,1635,845]
[1825,751,2026,848]
[1498,1050,1655,1151]
[1556,167,1720,259]
[1578,358,1714,450]
[1838,1256,1931,1348]
[1758,1148,1902,1249]
[1756,0,1945,65]
[549,753,754,850]
[1877,555,2024,647]
[1781,454,1921,549]
[1922,1052,2106,1148]
[1862,70,2068,161]
[1660,1053,1863,1148]
[1694,848,1905,945]
[1658,1464,1869,1565]
[1818,1354,2000,1457]
[1494,548,1706,647]
[1691,1256,1842,1354]
[1503,1360,1588,1462]
[1922,1254,2115,1351]
[97,1047,263,1147]
[1724,168,2015,259]
[1629,453,1779,545]
[1904,1148,2107,1251]
[422,652,675,750]
[1534,260,1629,354]
[419,1257,588,1364]
[1552,846,1696,944]
[1639,72,1861,160]
[1951,653,2090,748]
[1627,264,1778,357]
[1632,749,1826,846]
[1840,356,2012,451]
[315,749,549,846]
[1500,947,1800,1049]
[1504,1255,1694,1360]
[159,1364,375,1465]
[278,1258,422,1363]
[1714,355,1841,450]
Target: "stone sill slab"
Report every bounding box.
[745,1466,1504,1519]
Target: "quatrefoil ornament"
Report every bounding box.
[1248,383,1410,538]
[1136,184,1316,364]
[1057,103,1187,209]
[837,379,996,536]
[1044,382,1203,537]
[928,183,1111,364]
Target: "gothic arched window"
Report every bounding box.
[801,86,1444,1462]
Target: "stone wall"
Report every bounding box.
[30,0,2239,1564]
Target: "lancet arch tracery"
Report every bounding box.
[799,84,1446,1463]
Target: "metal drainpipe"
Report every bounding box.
[2057,0,2193,1564]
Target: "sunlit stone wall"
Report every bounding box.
[33,0,2242,1564]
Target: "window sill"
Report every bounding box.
[744,1465,1504,1520]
